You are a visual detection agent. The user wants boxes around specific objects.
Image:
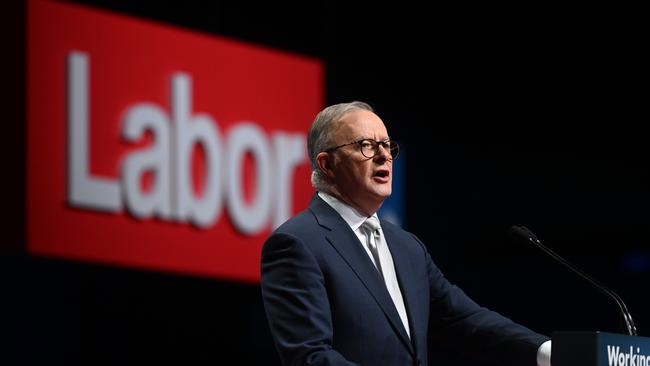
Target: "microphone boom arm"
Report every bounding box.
[512,225,637,336]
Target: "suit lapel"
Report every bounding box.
[308,195,414,355]
[382,223,422,354]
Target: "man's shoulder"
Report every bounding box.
[272,207,320,237]
[278,207,314,226]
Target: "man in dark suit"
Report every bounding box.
[260,101,552,366]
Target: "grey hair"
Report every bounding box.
[308,101,374,191]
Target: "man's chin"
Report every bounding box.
[372,187,392,200]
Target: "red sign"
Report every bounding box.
[26,0,322,282]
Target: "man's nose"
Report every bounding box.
[374,144,391,161]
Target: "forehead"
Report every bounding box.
[335,109,388,139]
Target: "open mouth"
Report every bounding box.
[373,169,390,182]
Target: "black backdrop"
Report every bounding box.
[4,1,650,365]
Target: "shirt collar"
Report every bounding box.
[318,191,379,231]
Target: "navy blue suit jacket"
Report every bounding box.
[261,194,549,366]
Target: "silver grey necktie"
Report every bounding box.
[361,216,411,338]
[361,216,383,278]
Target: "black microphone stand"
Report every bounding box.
[510,225,637,336]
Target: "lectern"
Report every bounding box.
[553,331,650,366]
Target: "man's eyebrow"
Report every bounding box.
[354,136,390,141]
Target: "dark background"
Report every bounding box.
[3,1,649,365]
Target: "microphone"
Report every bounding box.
[508,225,637,336]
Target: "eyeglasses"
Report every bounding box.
[325,139,400,160]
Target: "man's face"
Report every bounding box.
[329,109,393,213]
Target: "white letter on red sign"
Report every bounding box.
[272,133,306,228]
[226,123,272,235]
[121,103,172,219]
[67,52,121,212]
[173,74,223,228]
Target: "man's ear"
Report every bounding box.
[316,152,335,178]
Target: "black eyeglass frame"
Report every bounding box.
[324,138,400,159]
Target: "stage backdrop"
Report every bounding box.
[27,0,322,282]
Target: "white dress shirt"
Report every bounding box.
[537,340,552,366]
[318,192,383,268]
